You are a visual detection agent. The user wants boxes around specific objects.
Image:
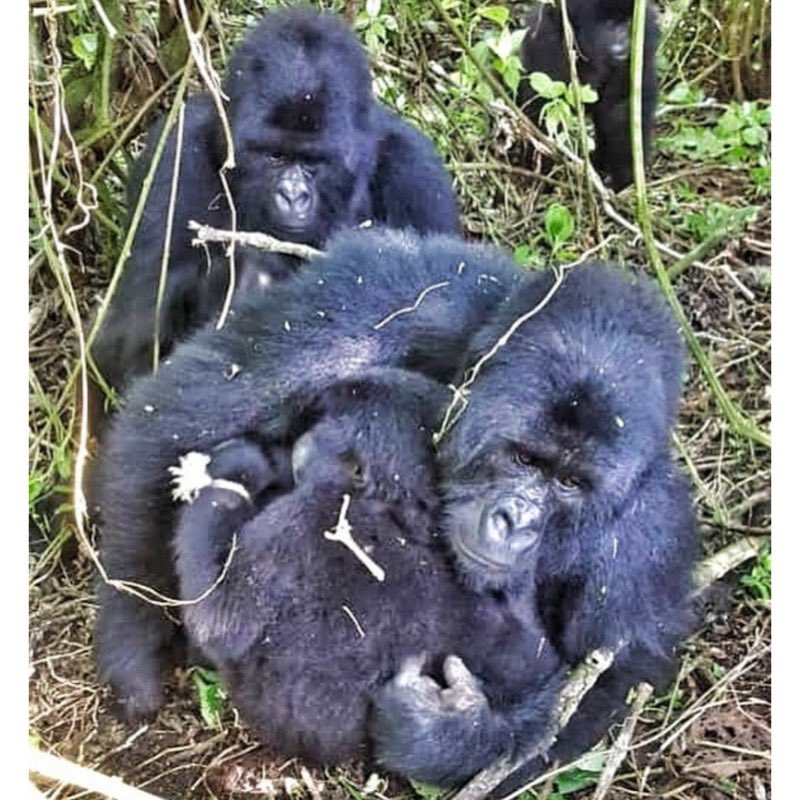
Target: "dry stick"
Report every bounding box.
[591,683,654,800]
[628,0,770,449]
[692,535,769,595]
[323,494,386,582]
[188,221,323,261]
[30,747,167,800]
[433,264,567,445]
[452,648,616,800]
[373,281,451,330]
[152,101,186,370]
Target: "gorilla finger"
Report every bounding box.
[394,652,428,687]
[443,654,482,695]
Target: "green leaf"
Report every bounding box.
[366,0,382,18]
[500,58,522,94]
[70,32,98,71]
[544,203,575,249]
[193,668,225,729]
[528,71,565,99]
[476,5,509,27]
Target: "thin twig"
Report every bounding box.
[323,494,386,582]
[188,221,323,261]
[433,264,567,445]
[373,281,451,330]
[153,102,186,371]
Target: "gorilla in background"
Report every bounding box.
[173,369,565,786]
[92,6,460,397]
[372,264,697,792]
[93,229,524,721]
[518,0,659,190]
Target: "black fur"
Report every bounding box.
[518,0,659,190]
[174,370,564,785]
[371,263,697,792]
[93,229,523,721]
[92,7,460,396]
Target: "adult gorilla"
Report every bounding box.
[372,264,697,791]
[92,7,460,396]
[93,229,524,721]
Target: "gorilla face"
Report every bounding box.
[439,263,686,595]
[225,9,376,246]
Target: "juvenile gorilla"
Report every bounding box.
[94,229,524,721]
[518,0,659,190]
[92,7,460,395]
[372,264,697,792]
[174,370,564,786]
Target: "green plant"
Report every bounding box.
[525,71,598,144]
[192,667,227,729]
[658,97,771,195]
[740,543,771,601]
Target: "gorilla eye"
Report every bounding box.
[344,453,367,488]
[511,448,544,471]
[556,474,585,492]
[265,153,286,166]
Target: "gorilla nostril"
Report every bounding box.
[487,507,513,543]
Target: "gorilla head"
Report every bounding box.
[439,264,687,596]
[224,8,377,244]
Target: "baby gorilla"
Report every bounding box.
[173,369,565,785]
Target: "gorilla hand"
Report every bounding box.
[371,654,513,786]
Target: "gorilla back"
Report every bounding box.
[92,7,461,396]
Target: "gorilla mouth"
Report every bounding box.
[450,529,511,574]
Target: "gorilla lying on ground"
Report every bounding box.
[92,6,460,397]
[518,0,659,190]
[174,369,565,786]
[94,229,524,721]
[372,263,698,792]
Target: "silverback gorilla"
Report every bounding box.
[519,0,659,190]
[92,7,460,396]
[93,230,696,789]
[94,229,524,722]
[174,369,565,786]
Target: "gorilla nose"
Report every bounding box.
[275,168,312,218]
[486,495,542,543]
